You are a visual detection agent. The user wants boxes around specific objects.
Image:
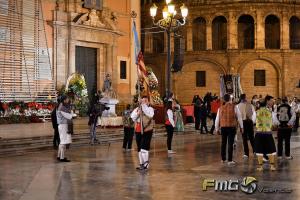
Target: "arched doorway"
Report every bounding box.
[175,61,224,103]
[265,15,280,49]
[239,59,279,98]
[212,16,227,50]
[290,16,300,49]
[192,17,206,51]
[238,15,254,49]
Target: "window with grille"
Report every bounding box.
[254,70,266,86]
[196,71,206,87]
[120,60,127,79]
[152,32,164,53]
[83,0,103,10]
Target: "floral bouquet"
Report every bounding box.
[148,71,159,90]
[134,66,163,105]
[66,73,88,98]
[151,90,163,104]
[65,73,89,116]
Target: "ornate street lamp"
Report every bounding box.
[150,0,188,97]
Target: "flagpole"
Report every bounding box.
[131,11,144,135]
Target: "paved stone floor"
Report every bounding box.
[0,131,300,200]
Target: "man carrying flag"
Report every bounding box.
[131,19,155,171]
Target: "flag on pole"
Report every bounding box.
[132,21,148,78]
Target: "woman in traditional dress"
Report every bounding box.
[169,93,184,132]
[255,95,279,171]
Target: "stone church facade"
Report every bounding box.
[141,0,300,103]
[44,0,141,103]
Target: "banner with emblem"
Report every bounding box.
[220,74,243,100]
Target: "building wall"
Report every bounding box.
[41,0,139,103]
[142,0,300,103]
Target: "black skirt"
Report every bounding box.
[255,132,276,154]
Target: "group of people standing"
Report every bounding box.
[215,93,297,171]
[121,93,184,171]
[51,91,299,173]
[193,93,221,134]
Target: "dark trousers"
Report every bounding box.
[242,120,255,156]
[123,127,134,149]
[293,115,299,132]
[277,128,292,157]
[221,127,236,162]
[200,117,208,133]
[195,116,200,130]
[53,127,60,147]
[166,125,174,150]
[210,113,217,133]
[135,131,153,152]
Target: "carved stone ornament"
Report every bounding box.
[74,9,105,28]
[73,8,118,30]
[83,9,105,27]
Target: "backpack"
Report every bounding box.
[245,102,253,120]
[123,110,134,128]
[277,104,292,123]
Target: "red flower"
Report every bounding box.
[2,103,8,110]
[47,105,54,110]
[27,102,37,109]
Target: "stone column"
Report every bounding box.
[281,12,290,50]
[68,40,76,75]
[111,42,118,92]
[256,10,265,49]
[228,12,238,49]
[186,24,193,51]
[106,44,113,74]
[98,45,104,91]
[206,20,212,50]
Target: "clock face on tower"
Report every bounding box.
[83,0,103,11]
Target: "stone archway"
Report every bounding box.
[239,59,280,98]
[174,60,225,103]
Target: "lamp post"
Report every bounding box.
[150,0,188,98]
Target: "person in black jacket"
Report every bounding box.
[276,98,296,160]
[88,102,109,145]
[51,104,60,149]
[194,99,201,130]
[199,102,209,134]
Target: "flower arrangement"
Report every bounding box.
[134,66,163,105]
[0,101,55,124]
[65,73,89,117]
[66,73,88,98]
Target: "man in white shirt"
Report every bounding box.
[237,94,256,159]
[290,97,299,132]
[131,95,155,171]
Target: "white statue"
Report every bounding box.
[99,73,118,117]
